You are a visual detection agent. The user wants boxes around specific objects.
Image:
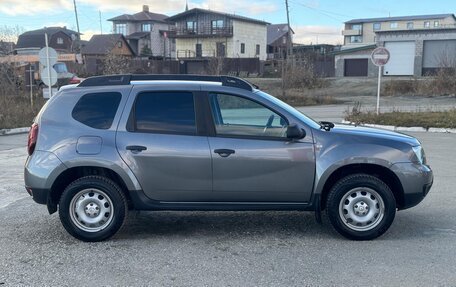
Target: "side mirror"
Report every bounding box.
[286,124,306,140]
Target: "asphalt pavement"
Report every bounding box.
[0,131,455,286]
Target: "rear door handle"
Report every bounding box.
[214,149,235,157]
[126,145,147,152]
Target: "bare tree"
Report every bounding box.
[102,53,131,75]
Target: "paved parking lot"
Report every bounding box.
[0,131,455,286]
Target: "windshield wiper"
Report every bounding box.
[320,121,335,131]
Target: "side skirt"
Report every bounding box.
[129,190,315,212]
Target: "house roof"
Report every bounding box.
[345,14,456,24]
[267,24,294,45]
[82,34,134,55]
[166,8,269,25]
[16,27,80,49]
[331,44,376,55]
[108,11,169,23]
[126,32,150,40]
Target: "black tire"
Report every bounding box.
[58,176,128,242]
[326,174,396,240]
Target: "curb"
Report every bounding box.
[0,127,30,136]
[341,121,456,134]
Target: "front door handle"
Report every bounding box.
[126,145,147,152]
[214,149,235,157]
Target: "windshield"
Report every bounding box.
[254,90,321,129]
[53,63,68,73]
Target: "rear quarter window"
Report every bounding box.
[72,92,122,129]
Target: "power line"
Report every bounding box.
[288,0,351,23]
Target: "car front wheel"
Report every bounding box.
[326,174,396,240]
[58,176,128,242]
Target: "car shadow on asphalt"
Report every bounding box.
[114,211,335,240]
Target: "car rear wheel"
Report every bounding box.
[59,176,128,242]
[326,174,396,240]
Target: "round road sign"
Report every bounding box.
[41,67,58,87]
[39,47,58,67]
[371,47,390,66]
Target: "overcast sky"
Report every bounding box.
[0,0,455,45]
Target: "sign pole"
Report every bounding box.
[371,47,390,116]
[377,65,381,115]
[29,66,34,109]
[45,33,53,97]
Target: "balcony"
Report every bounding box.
[168,25,233,38]
[342,29,362,36]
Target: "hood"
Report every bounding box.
[329,123,420,146]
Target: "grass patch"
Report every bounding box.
[345,104,456,129]
[0,95,46,129]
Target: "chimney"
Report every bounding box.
[143,5,149,12]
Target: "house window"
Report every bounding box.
[373,22,381,31]
[351,24,362,30]
[390,22,398,29]
[424,21,430,28]
[142,23,151,32]
[117,41,123,48]
[240,43,245,54]
[434,21,440,27]
[407,22,414,29]
[115,23,127,35]
[211,20,224,34]
[186,21,196,33]
[350,36,362,43]
[255,44,260,56]
[57,37,63,44]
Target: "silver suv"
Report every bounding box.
[24,75,433,241]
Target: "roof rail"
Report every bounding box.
[77,74,256,91]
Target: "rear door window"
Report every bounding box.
[133,91,196,134]
[72,92,122,129]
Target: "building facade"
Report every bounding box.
[166,8,268,60]
[108,5,175,58]
[336,14,456,77]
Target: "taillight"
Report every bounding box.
[27,123,39,156]
[69,76,81,84]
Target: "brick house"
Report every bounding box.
[108,5,175,58]
[82,34,134,74]
[15,27,80,55]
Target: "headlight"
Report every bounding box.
[412,145,426,165]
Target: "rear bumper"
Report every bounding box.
[391,162,433,210]
[25,187,50,205]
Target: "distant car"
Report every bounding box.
[24,74,433,242]
[36,62,78,89]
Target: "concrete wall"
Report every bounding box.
[232,20,267,60]
[175,37,233,58]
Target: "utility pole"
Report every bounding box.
[285,0,292,59]
[73,0,81,36]
[99,11,103,34]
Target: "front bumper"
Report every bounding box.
[391,162,433,210]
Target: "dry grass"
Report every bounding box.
[247,78,340,106]
[345,104,456,129]
[383,69,456,97]
[0,95,45,129]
